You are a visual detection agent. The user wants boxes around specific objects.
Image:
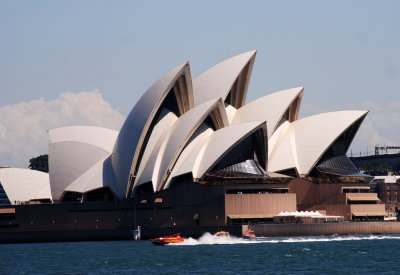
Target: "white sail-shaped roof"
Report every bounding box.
[167,121,267,185]
[268,121,298,173]
[163,123,214,189]
[194,51,256,108]
[133,109,178,189]
[111,62,194,197]
[134,98,228,191]
[192,121,267,180]
[63,156,117,196]
[49,126,118,154]
[155,99,228,191]
[232,87,303,139]
[294,110,368,175]
[268,110,368,176]
[48,126,118,200]
[19,50,370,199]
[0,168,51,203]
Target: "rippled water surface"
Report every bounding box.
[1,234,399,274]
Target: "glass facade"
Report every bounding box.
[0,182,10,205]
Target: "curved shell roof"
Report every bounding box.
[232,87,303,139]
[48,125,118,200]
[134,98,227,191]
[111,62,193,196]
[194,50,256,108]
[167,121,267,185]
[192,121,267,180]
[5,50,366,200]
[63,156,118,196]
[0,168,51,203]
[133,110,178,189]
[268,110,368,175]
[49,141,111,200]
[49,125,118,154]
[164,123,214,189]
[267,121,297,173]
[64,157,107,194]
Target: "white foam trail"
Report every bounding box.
[256,234,400,243]
[170,232,251,246]
[169,233,400,246]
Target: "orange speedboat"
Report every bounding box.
[151,233,184,245]
[243,229,256,239]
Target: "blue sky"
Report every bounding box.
[0,0,399,166]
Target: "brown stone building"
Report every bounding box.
[370,176,400,219]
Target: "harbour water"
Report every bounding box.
[1,234,399,274]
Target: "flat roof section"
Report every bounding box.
[347,194,380,201]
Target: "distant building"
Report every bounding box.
[350,154,400,176]
[370,176,400,219]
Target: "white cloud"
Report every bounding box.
[348,117,395,156]
[346,101,400,156]
[0,90,125,168]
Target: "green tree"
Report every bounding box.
[28,154,48,172]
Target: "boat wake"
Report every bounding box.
[170,232,249,245]
[169,232,400,246]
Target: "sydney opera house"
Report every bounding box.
[0,51,386,240]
